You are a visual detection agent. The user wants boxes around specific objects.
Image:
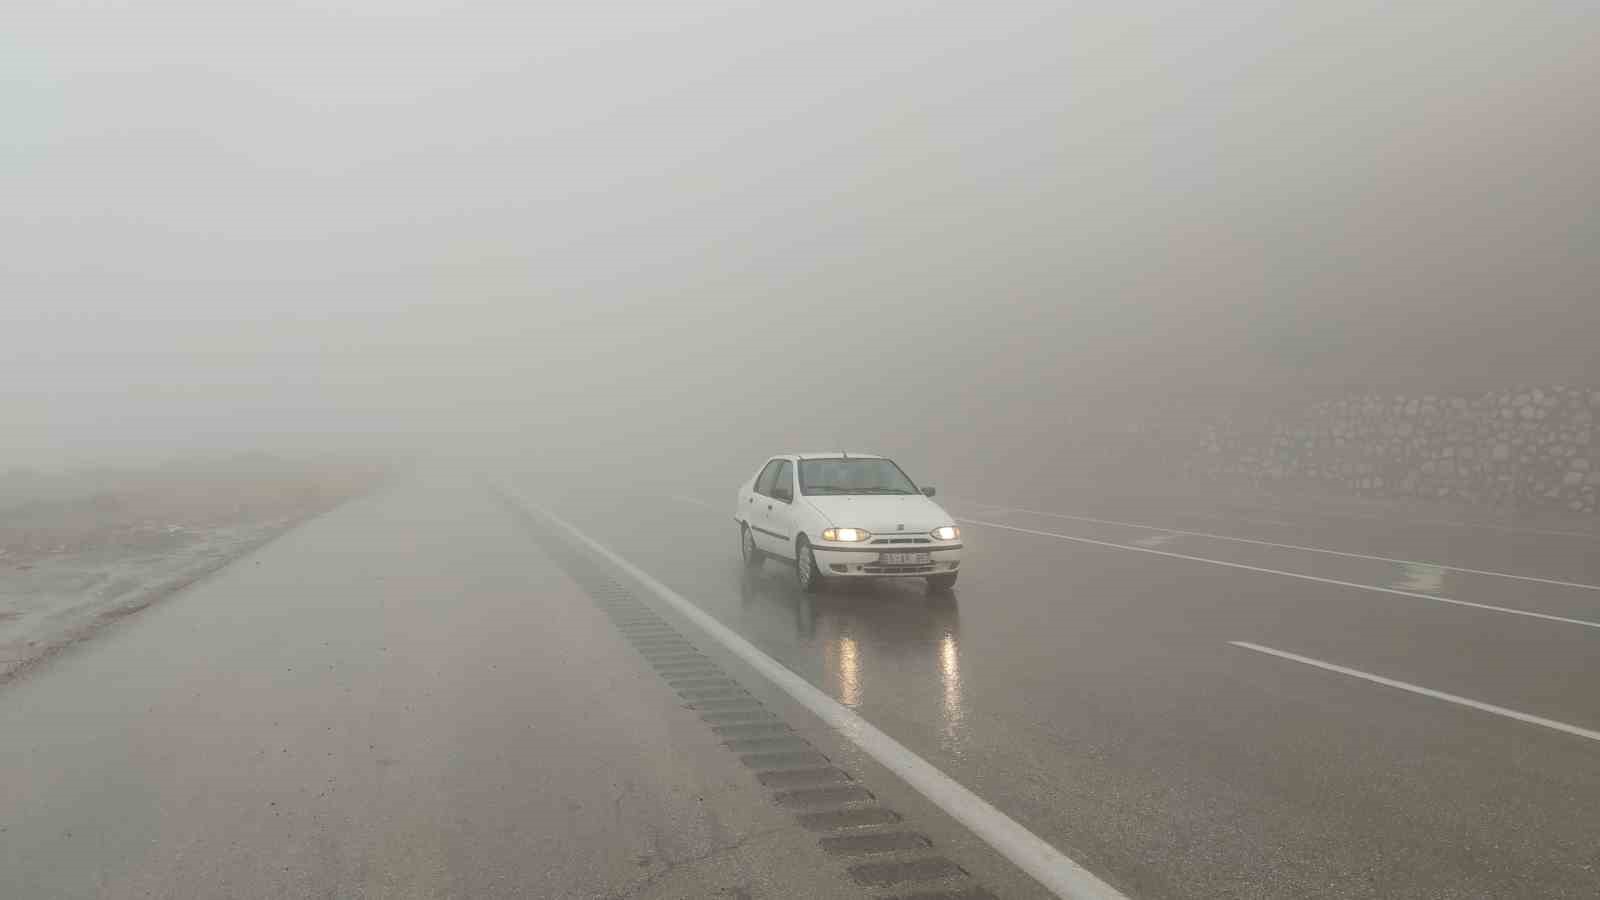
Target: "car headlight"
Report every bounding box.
[930,525,960,541]
[821,527,871,542]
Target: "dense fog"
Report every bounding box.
[7,1,1597,486]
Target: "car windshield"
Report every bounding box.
[798,459,918,495]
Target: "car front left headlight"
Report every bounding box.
[821,527,871,542]
[930,525,960,541]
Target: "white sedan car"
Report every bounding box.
[734,453,962,592]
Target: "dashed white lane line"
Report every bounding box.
[1230,641,1600,744]
[960,502,1600,593]
[504,487,1128,900]
[957,517,1600,630]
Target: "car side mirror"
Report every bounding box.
[773,486,793,503]
[921,486,936,497]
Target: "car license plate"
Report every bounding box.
[879,552,931,565]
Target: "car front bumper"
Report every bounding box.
[811,544,963,577]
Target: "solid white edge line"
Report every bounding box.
[959,502,1600,593]
[1229,641,1600,744]
[500,487,1128,900]
[957,517,1600,630]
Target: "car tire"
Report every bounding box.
[926,572,958,593]
[740,524,764,568]
[795,537,824,593]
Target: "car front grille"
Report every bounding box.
[861,564,937,574]
[869,536,931,545]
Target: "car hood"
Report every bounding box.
[802,494,953,533]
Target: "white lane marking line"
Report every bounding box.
[501,488,1127,900]
[959,502,1600,593]
[957,517,1600,630]
[666,494,717,510]
[1230,641,1600,744]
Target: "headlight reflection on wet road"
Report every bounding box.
[938,630,966,755]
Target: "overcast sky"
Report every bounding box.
[5,0,1597,468]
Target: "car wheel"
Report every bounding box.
[740,524,764,568]
[926,572,958,593]
[795,538,823,593]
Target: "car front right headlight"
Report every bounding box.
[821,527,871,542]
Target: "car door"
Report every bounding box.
[746,459,785,553]
[760,459,797,557]
[741,460,774,526]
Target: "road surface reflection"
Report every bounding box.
[736,568,968,754]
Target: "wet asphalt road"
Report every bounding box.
[538,481,1600,899]
[0,478,910,900]
[5,474,1599,898]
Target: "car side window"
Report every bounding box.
[753,460,783,497]
[771,460,794,501]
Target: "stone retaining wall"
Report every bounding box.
[1192,387,1600,514]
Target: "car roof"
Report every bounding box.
[783,452,886,460]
